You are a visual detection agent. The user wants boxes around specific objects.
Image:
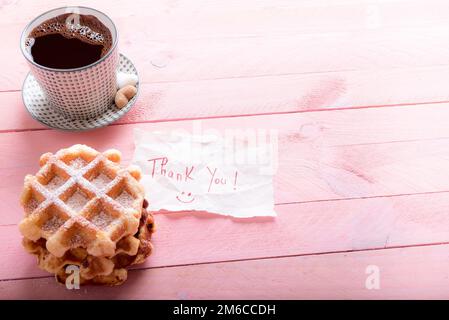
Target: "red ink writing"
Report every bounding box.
[207,167,239,192]
[147,157,168,178]
[147,157,239,193]
[206,166,217,192]
[148,157,195,182]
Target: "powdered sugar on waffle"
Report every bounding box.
[116,191,134,208]
[70,233,86,246]
[26,198,40,213]
[19,144,145,258]
[91,173,112,189]
[66,190,89,213]
[91,211,114,229]
[42,216,65,233]
[68,158,87,170]
[46,176,65,190]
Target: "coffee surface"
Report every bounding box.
[26,13,112,69]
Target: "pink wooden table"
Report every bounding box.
[2,0,449,299]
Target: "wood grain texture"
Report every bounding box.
[5,25,449,90]
[2,1,449,90]
[4,191,449,281]
[3,105,449,224]
[3,0,449,29]
[3,105,449,283]
[2,243,449,299]
[1,0,448,299]
[5,66,449,132]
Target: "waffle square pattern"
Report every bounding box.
[19,144,154,285]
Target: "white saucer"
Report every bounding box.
[22,53,139,131]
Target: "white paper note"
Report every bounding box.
[132,128,277,218]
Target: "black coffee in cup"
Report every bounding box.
[26,13,112,69]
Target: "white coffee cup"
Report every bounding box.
[20,6,119,120]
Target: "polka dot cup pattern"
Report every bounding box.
[22,54,139,131]
[20,7,119,120]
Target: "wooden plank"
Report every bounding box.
[3,0,449,32]
[3,105,449,224]
[5,190,449,281]
[5,67,449,132]
[3,0,449,92]
[2,243,449,299]
[5,24,449,91]
[1,0,448,300]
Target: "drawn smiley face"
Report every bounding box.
[176,191,195,204]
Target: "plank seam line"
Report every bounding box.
[4,51,449,92]
[3,189,449,228]
[130,241,449,271]
[0,89,21,94]
[3,241,449,283]
[2,99,449,134]
[0,68,358,94]
[329,135,449,148]
[274,189,449,206]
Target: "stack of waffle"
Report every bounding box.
[18,144,155,285]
